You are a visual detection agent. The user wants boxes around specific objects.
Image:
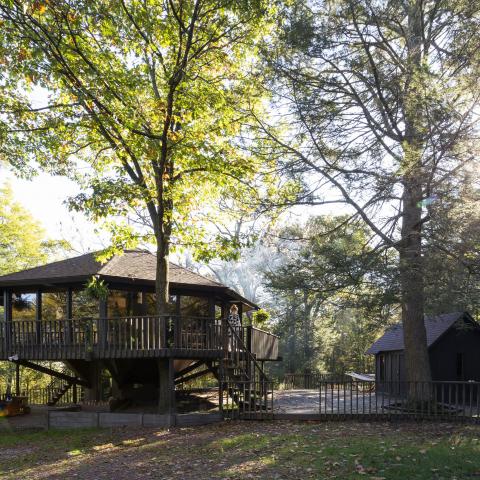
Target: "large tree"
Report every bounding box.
[256,0,480,384]
[0,0,270,314]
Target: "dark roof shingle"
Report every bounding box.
[366,312,471,355]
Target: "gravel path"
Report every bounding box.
[273,389,380,414]
[273,390,320,413]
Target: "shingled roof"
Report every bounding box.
[366,312,475,355]
[0,250,224,290]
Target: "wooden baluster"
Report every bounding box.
[174,315,180,349]
[135,317,139,351]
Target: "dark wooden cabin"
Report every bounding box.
[0,250,279,413]
[367,312,480,392]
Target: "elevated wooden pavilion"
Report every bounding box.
[0,250,279,413]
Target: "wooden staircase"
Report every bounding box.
[43,366,82,406]
[47,378,75,406]
[217,324,274,419]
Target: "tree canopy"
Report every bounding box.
[0,0,275,312]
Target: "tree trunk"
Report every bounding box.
[155,231,170,315]
[399,0,432,390]
[399,187,431,386]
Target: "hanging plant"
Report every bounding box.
[252,309,270,328]
[85,276,109,301]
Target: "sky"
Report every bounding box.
[1,166,106,253]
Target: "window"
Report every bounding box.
[72,290,99,318]
[12,293,37,320]
[145,293,177,315]
[42,292,67,320]
[108,290,131,317]
[108,291,145,317]
[456,353,464,380]
[180,296,209,318]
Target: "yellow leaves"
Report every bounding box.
[167,130,181,142]
[30,1,47,15]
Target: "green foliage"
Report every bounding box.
[423,179,480,317]
[84,276,109,301]
[252,308,270,327]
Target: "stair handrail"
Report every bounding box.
[224,322,269,383]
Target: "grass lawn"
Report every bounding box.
[0,421,479,479]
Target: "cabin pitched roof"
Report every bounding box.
[0,250,224,290]
[366,312,474,355]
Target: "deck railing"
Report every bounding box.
[0,316,279,360]
[318,380,480,421]
[249,327,279,360]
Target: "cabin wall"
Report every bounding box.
[375,322,480,395]
[375,350,405,383]
[429,325,480,382]
[375,350,405,394]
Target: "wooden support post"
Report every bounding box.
[72,383,78,404]
[66,288,73,344]
[208,297,216,318]
[99,297,108,353]
[173,315,180,348]
[158,358,175,414]
[221,301,228,354]
[15,363,20,396]
[173,295,181,349]
[141,292,148,348]
[66,288,73,319]
[84,361,101,403]
[35,290,42,344]
[207,297,215,349]
[3,290,12,355]
[246,326,252,379]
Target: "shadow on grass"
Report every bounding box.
[1,422,480,479]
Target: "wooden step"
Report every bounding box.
[47,383,73,406]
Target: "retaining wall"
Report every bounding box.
[48,411,223,429]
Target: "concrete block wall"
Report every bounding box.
[48,411,222,430]
[48,412,99,429]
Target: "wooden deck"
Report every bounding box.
[0,316,279,361]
